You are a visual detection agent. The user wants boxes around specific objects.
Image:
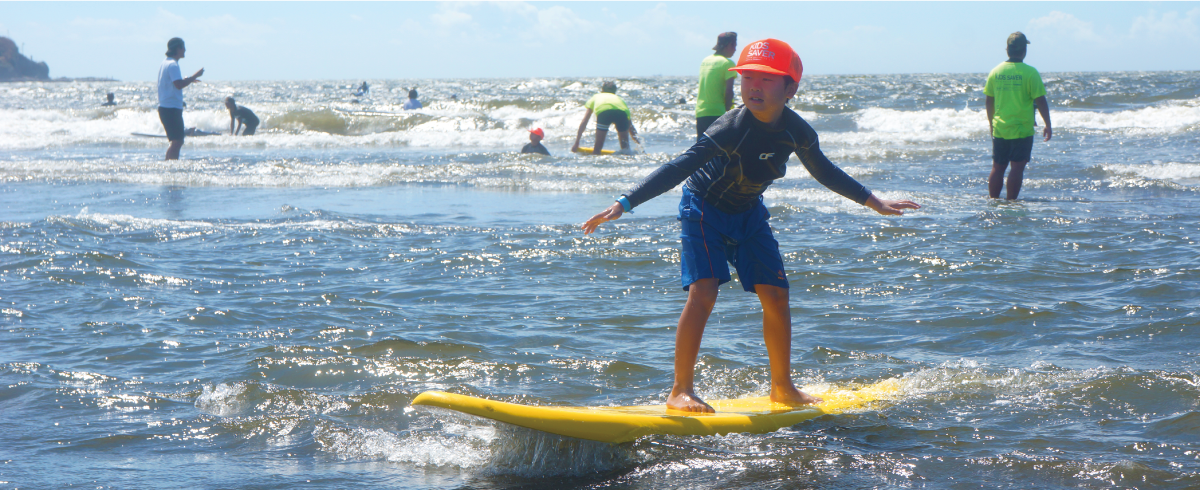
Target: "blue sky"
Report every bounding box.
[3,2,1198,81]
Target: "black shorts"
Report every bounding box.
[158,107,185,141]
[595,109,631,132]
[242,121,258,136]
[696,115,720,138]
[992,136,1034,165]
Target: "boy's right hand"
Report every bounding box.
[582,202,624,234]
[866,194,921,216]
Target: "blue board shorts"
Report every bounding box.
[595,109,632,132]
[992,136,1034,165]
[678,187,788,293]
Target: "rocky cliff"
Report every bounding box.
[0,36,50,81]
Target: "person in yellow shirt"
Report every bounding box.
[984,31,1052,200]
[572,81,640,155]
[695,32,738,139]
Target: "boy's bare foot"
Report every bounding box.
[667,389,715,413]
[771,384,823,406]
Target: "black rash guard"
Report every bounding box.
[624,106,871,214]
[232,106,259,126]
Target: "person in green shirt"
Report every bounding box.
[695,31,738,138]
[984,31,1052,200]
[572,81,640,155]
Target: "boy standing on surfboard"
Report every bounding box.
[582,39,920,413]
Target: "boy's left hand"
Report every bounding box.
[582,202,624,234]
[866,195,921,216]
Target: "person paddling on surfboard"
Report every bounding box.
[582,39,920,413]
[571,81,640,155]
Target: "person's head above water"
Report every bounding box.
[529,128,544,143]
[408,88,418,100]
[166,37,185,58]
[600,81,617,94]
[106,93,114,102]
[713,32,737,57]
[729,38,804,124]
[1006,31,1030,60]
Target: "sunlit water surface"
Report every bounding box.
[2,72,1200,488]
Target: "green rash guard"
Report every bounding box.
[696,54,736,118]
[984,62,1047,139]
[584,93,631,119]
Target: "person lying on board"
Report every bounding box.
[521,128,551,156]
[571,81,640,155]
[582,38,920,413]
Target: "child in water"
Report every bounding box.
[521,128,550,156]
[582,39,920,412]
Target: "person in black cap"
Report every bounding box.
[696,32,737,138]
[157,37,204,160]
[983,31,1052,200]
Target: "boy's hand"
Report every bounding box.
[866,194,920,216]
[582,202,624,234]
[1043,126,1052,142]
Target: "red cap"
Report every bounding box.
[730,39,803,82]
[529,128,544,138]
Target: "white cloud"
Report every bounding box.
[434,0,537,27]
[432,7,472,28]
[1027,11,1104,43]
[532,6,594,44]
[1130,8,1200,41]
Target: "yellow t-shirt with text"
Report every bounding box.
[984,62,1047,140]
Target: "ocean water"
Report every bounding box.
[1,72,1199,489]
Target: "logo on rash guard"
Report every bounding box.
[759,153,775,160]
[747,42,776,60]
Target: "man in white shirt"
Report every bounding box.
[157,37,204,160]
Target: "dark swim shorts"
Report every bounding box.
[696,115,720,138]
[677,187,788,293]
[158,107,185,141]
[595,109,632,132]
[992,136,1034,165]
[242,121,258,136]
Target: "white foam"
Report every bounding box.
[1102,161,1200,186]
[1059,101,1200,134]
[195,382,250,416]
[847,107,988,144]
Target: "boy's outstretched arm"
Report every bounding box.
[582,202,624,234]
[865,194,921,215]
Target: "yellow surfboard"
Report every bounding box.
[411,378,900,443]
[573,147,617,155]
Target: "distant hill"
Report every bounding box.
[0,36,50,81]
